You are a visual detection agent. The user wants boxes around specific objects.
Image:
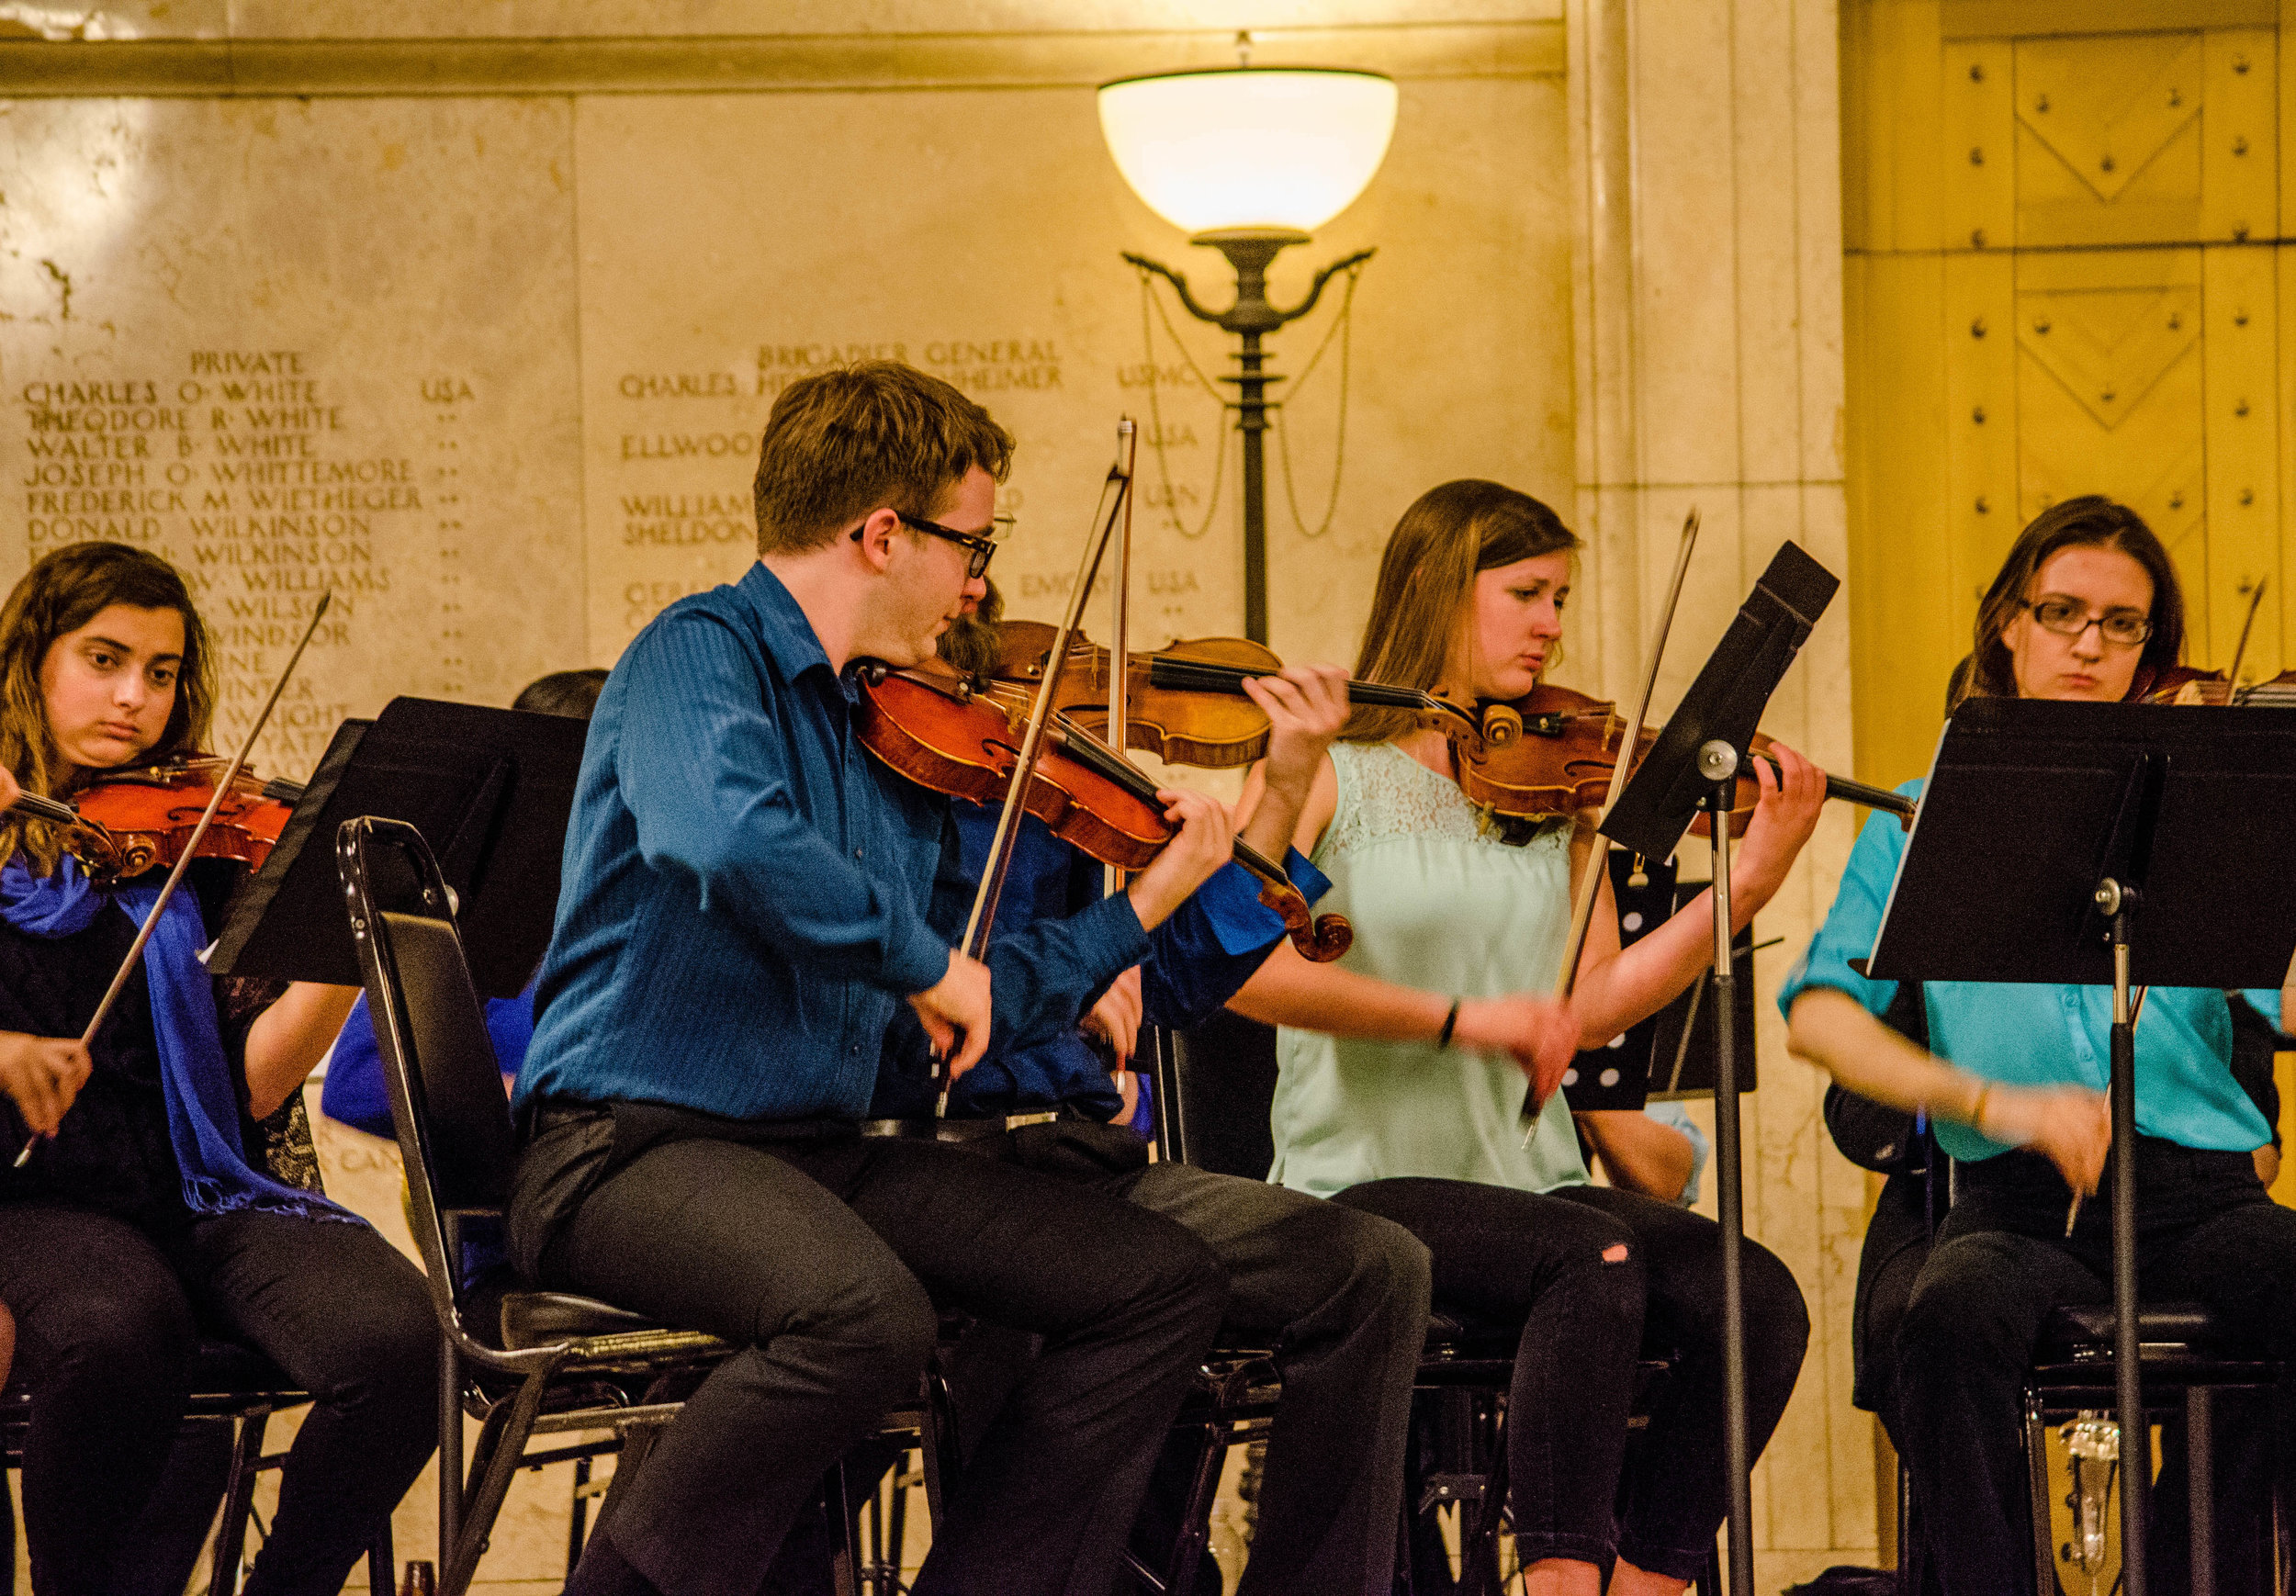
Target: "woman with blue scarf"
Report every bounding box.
[0,543,435,1596]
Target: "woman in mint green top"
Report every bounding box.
[1232,480,1828,1596]
[1784,495,2296,1595]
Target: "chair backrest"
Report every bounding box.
[337,815,521,1326]
[1145,1010,1280,1180]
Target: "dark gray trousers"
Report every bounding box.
[1111,1163,1428,1596]
[519,1118,1228,1596]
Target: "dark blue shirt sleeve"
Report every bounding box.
[1140,849,1331,1030]
[878,809,1152,1090]
[318,992,394,1140]
[612,611,949,996]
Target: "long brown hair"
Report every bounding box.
[1345,480,1581,743]
[0,542,214,872]
[1960,496,2185,707]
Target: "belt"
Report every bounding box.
[859,1109,1061,1142]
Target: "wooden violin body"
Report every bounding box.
[859,669,1175,869]
[1451,683,1917,830]
[991,620,1292,769]
[18,756,303,885]
[986,620,1487,770]
[1450,684,1758,835]
[854,664,1352,962]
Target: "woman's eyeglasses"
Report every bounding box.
[2023,596,2152,646]
[851,511,1011,579]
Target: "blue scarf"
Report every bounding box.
[0,854,351,1223]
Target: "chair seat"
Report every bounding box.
[500,1290,675,1351]
[4,1338,297,1410]
[1425,1306,1520,1348]
[2033,1301,2266,1367]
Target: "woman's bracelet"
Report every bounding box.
[1967,1081,1992,1134]
[1435,998,1461,1050]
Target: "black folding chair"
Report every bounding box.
[2,1340,394,1595]
[341,814,954,1596]
[338,815,733,1596]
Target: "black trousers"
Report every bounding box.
[521,1116,1228,1596]
[1337,1177,1809,1582]
[0,1201,436,1596]
[1895,1139,2296,1596]
[760,1157,1430,1596]
[1097,1162,1429,1596]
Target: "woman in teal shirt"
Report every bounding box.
[1784,496,2296,1594]
[1232,480,1827,1596]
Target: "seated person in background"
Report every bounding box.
[1576,1102,1709,1206]
[1784,497,2296,1595]
[883,583,1434,1596]
[0,543,433,1596]
[319,666,605,1140]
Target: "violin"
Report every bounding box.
[6,757,302,886]
[2133,663,2296,706]
[1450,683,1919,831]
[985,621,1911,831]
[853,662,1353,962]
[985,620,1490,769]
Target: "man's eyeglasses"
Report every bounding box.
[2022,595,2152,646]
[852,511,1011,579]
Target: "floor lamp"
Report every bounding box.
[1098,58,1396,644]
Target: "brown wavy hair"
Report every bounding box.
[1958,496,2185,708]
[1345,480,1581,744]
[0,542,214,872]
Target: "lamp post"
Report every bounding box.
[1098,62,1396,644]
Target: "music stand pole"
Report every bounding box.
[1701,740,1755,1595]
[2099,877,2149,1588]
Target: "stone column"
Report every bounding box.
[1565,0,1876,1581]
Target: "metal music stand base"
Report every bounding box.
[1701,745,1755,1596]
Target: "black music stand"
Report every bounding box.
[1867,695,2296,1596]
[1597,539,1839,1596]
[208,697,586,995]
[1563,853,1758,1111]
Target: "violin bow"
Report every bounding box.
[944,421,1138,1108]
[1524,508,1701,1143]
[16,590,332,1168]
[1105,415,1137,902]
[2227,578,2268,699]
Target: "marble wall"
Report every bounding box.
[2,1,1880,1586]
[2,9,1572,781]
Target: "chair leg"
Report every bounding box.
[1162,1422,1232,1596]
[440,1370,556,1596]
[458,1399,514,1526]
[2189,1385,2216,1596]
[920,1360,956,1534]
[437,1339,464,1568]
[590,1419,666,1549]
[366,1514,396,1593]
[207,1411,271,1596]
[828,1459,861,1596]
[2022,1387,2058,1596]
[568,1455,593,1579]
[1456,1394,1508,1596]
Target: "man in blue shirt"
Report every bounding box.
[1783,497,2296,1594]
[509,363,1254,1596]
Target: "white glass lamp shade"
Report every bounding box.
[1098,68,1398,237]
